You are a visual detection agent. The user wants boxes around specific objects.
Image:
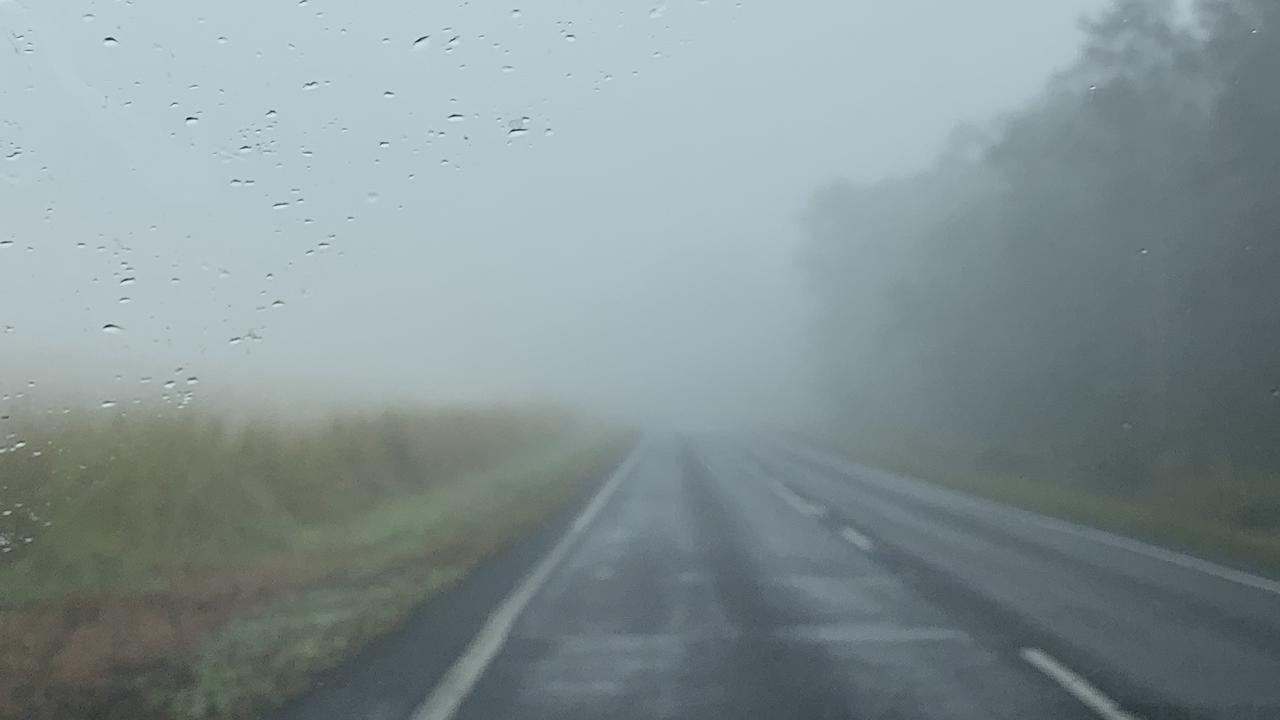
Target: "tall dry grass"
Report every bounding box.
[0,404,574,603]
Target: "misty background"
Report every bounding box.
[1,0,1107,426]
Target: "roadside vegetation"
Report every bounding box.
[834,433,1280,572]
[0,405,628,720]
[802,0,1280,570]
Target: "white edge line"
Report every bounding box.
[410,440,648,720]
[1020,648,1142,720]
[788,444,1280,597]
[839,525,875,552]
[771,480,825,518]
[1010,508,1280,596]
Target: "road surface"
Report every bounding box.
[288,435,1280,720]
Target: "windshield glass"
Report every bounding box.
[3,2,1278,720]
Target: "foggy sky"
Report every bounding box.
[0,0,1107,425]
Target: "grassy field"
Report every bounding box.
[0,407,629,720]
[833,435,1280,574]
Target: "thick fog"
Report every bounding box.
[1,0,1105,426]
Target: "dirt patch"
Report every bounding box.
[2,598,211,720]
[0,548,485,720]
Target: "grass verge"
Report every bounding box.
[0,408,630,720]
[830,436,1280,574]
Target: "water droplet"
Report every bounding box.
[272,201,291,210]
[266,109,278,118]
[564,33,577,43]
[83,13,96,22]
[303,81,319,90]
[501,65,514,73]
[101,324,124,334]
[103,37,120,48]
[271,300,286,308]
[508,127,528,138]
[185,116,199,126]
[1138,248,1149,255]
[185,376,199,385]
[511,8,521,18]
[100,400,118,408]
[383,90,396,99]
[230,178,243,187]
[118,297,131,304]
[447,113,465,122]
[412,35,430,51]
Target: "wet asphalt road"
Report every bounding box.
[443,437,1096,720]
[281,435,1280,720]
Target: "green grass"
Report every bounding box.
[163,437,626,719]
[0,406,630,720]
[835,436,1280,573]
[165,569,464,720]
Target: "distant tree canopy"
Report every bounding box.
[802,0,1280,480]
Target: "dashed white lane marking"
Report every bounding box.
[788,444,1280,597]
[771,480,827,518]
[411,441,647,720]
[839,525,875,552]
[1020,648,1143,720]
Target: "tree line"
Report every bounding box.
[802,0,1280,490]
